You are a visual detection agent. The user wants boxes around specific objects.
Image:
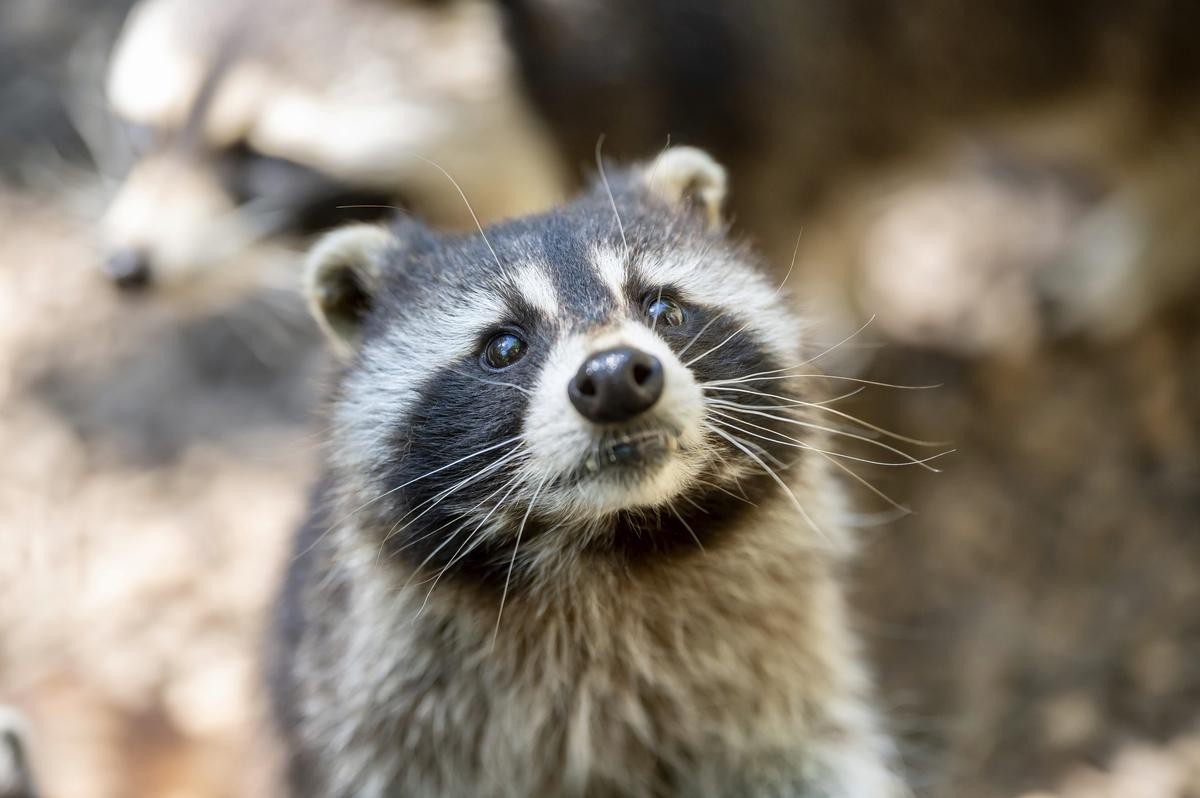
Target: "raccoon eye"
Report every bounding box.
[644,296,686,327]
[482,332,527,370]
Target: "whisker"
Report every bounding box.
[706,401,950,471]
[595,135,628,254]
[810,386,866,405]
[412,474,526,617]
[802,314,876,366]
[693,317,878,389]
[810,448,912,515]
[294,435,523,562]
[706,425,832,546]
[703,371,941,391]
[712,424,787,469]
[703,386,946,446]
[678,493,710,515]
[772,228,803,299]
[707,411,946,470]
[683,321,749,369]
[450,369,533,395]
[693,476,758,507]
[379,447,527,550]
[392,466,526,559]
[650,282,666,334]
[675,311,727,359]
[414,155,504,272]
[492,472,551,650]
[669,506,705,552]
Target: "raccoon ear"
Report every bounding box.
[305,224,393,355]
[642,146,728,228]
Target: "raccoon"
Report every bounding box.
[100,0,567,297]
[270,147,907,796]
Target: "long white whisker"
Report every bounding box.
[413,474,526,616]
[803,386,866,405]
[380,447,527,550]
[693,476,757,507]
[713,423,787,469]
[693,316,877,388]
[704,372,942,390]
[675,311,726,359]
[707,411,947,470]
[773,229,803,298]
[450,369,533,396]
[683,321,749,369]
[670,506,705,552]
[414,155,503,272]
[393,470,529,614]
[810,448,912,515]
[802,314,876,366]
[294,435,523,562]
[704,386,945,446]
[707,401,949,471]
[650,282,666,334]
[707,425,831,546]
[492,472,550,650]
[595,135,628,254]
[392,466,526,559]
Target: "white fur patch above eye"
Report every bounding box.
[511,262,559,316]
[590,245,628,304]
[628,247,806,367]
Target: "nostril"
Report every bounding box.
[103,250,152,291]
[631,362,652,385]
[577,376,597,397]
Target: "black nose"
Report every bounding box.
[103,250,152,291]
[568,346,664,423]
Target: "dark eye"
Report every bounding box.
[644,295,686,327]
[482,332,527,369]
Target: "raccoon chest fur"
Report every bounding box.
[284,505,878,797]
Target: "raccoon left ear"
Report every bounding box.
[642,146,728,228]
[305,224,393,356]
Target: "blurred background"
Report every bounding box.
[0,1,1197,797]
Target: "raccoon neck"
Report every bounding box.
[336,479,846,656]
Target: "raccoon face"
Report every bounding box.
[310,148,810,583]
[100,144,393,296]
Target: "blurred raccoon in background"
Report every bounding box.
[102,0,1200,343]
[101,0,568,303]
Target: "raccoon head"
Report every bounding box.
[309,147,815,587]
[99,144,394,298]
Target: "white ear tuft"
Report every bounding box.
[304,224,393,356]
[642,146,728,228]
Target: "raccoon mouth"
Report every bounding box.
[580,430,678,476]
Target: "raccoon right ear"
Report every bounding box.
[642,146,728,228]
[305,224,393,356]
